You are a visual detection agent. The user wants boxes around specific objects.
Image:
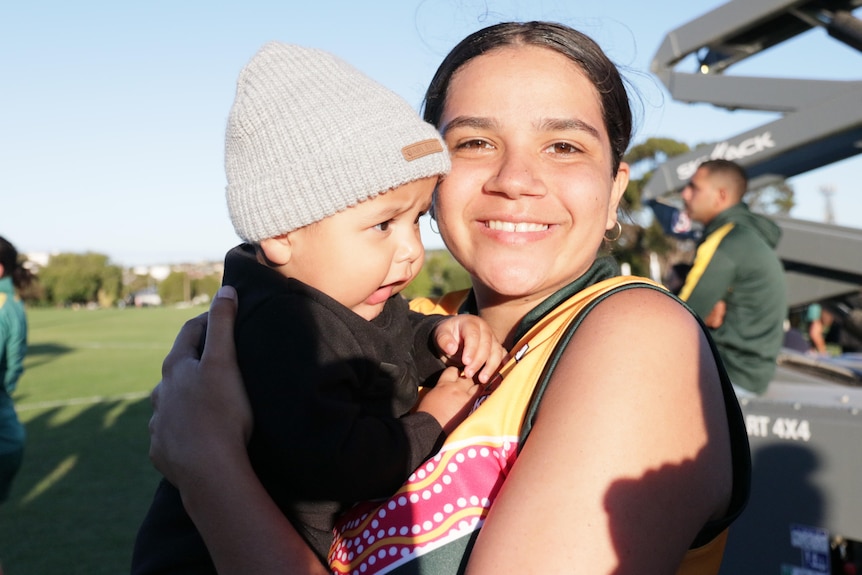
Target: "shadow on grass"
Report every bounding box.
[22,343,73,370]
[0,396,161,575]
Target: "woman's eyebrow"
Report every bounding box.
[537,117,600,140]
[442,115,601,141]
[440,116,498,136]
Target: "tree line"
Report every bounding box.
[18,252,222,308]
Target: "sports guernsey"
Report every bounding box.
[328,258,750,575]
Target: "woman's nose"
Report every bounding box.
[485,149,546,198]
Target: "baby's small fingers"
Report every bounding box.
[476,363,496,384]
[459,323,484,367]
[468,331,502,377]
[475,344,506,383]
[438,331,457,356]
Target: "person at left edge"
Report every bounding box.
[0,236,29,506]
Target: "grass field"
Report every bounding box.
[1,304,207,575]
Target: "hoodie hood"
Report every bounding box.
[706,202,782,248]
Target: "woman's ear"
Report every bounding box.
[429,188,438,220]
[607,162,630,229]
[259,235,293,266]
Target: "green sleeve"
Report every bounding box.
[1,303,27,393]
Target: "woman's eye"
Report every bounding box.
[456,139,492,150]
[549,142,579,154]
[374,221,391,232]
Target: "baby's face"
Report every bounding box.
[280,176,436,321]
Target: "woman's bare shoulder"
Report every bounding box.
[570,285,709,382]
[466,285,733,573]
[541,284,733,515]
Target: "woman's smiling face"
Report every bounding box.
[434,44,629,306]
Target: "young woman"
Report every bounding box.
[148,21,749,574]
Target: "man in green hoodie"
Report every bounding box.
[679,159,786,396]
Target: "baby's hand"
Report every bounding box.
[432,316,506,384]
[416,366,480,434]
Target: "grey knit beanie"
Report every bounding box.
[225,42,450,243]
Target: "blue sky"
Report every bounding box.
[3,0,861,267]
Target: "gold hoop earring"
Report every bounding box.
[428,193,440,234]
[604,221,622,242]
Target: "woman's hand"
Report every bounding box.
[149,285,252,490]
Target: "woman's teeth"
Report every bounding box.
[487,221,549,232]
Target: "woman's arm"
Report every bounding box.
[149,286,328,575]
[466,288,733,574]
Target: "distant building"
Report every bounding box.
[22,251,53,273]
[131,287,162,307]
[133,265,171,281]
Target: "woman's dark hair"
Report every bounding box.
[0,236,34,291]
[423,21,632,175]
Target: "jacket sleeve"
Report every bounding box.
[240,296,444,504]
[679,235,737,321]
[1,300,27,393]
[406,308,447,386]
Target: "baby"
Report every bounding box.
[132,42,504,572]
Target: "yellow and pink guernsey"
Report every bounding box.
[329,262,748,575]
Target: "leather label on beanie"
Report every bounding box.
[401,138,443,161]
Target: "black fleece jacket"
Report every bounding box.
[132,244,447,573]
